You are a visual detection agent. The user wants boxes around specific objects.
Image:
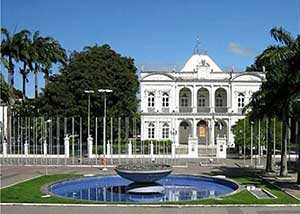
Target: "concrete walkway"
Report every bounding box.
[1,205,300,214]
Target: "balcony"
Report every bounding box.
[147,107,155,113]
[179,107,193,113]
[161,107,170,113]
[215,107,228,113]
[197,107,210,113]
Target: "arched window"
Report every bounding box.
[148,123,155,139]
[216,93,223,107]
[148,93,155,107]
[162,93,169,107]
[162,123,169,139]
[238,93,245,108]
[198,94,206,107]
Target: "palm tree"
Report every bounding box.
[245,85,276,173]
[19,31,33,98]
[42,38,67,87]
[256,27,300,176]
[1,28,30,144]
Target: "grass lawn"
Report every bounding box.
[0,174,299,205]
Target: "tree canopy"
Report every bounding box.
[36,44,139,118]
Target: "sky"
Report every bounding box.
[1,0,300,97]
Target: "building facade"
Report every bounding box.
[140,52,265,157]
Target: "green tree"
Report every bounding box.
[256,27,300,176]
[36,44,139,118]
[1,28,31,144]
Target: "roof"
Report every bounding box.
[181,53,222,72]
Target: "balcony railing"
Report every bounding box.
[147,107,155,113]
[215,107,228,113]
[179,107,193,113]
[197,107,210,113]
[161,107,170,113]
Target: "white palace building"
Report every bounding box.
[140,50,265,158]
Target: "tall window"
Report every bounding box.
[162,123,169,139]
[198,95,206,107]
[238,93,245,108]
[216,93,223,107]
[181,93,189,107]
[148,123,155,139]
[162,93,169,107]
[148,93,155,107]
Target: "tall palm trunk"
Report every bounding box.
[21,63,27,98]
[265,117,273,172]
[44,70,49,88]
[297,121,300,184]
[280,108,289,177]
[7,57,14,145]
[34,63,38,98]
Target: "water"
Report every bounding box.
[49,175,238,203]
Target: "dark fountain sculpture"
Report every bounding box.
[115,164,173,194]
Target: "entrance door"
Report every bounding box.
[179,121,192,144]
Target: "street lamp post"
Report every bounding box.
[250,121,254,167]
[98,89,113,159]
[84,90,95,137]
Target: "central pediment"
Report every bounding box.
[181,54,222,73]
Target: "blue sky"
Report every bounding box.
[1,0,299,97]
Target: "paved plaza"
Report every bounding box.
[1,158,300,214]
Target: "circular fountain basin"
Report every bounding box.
[115,164,173,183]
[48,175,239,203]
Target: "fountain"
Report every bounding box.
[114,164,173,194]
[48,164,239,202]
[115,164,173,183]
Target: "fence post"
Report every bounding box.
[171,143,176,158]
[43,141,47,156]
[87,135,93,158]
[3,142,7,157]
[150,141,154,158]
[24,142,29,156]
[128,140,132,157]
[107,140,111,156]
[64,135,70,158]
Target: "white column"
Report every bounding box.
[175,86,179,112]
[128,140,132,157]
[87,136,93,158]
[64,135,70,158]
[156,119,160,140]
[228,119,232,147]
[211,87,215,113]
[193,118,197,138]
[193,86,197,113]
[210,119,215,146]
[3,142,7,157]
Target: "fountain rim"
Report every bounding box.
[45,173,242,203]
[114,164,173,174]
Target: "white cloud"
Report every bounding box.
[227,42,258,57]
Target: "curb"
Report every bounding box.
[1,203,300,208]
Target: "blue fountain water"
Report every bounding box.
[49,175,238,203]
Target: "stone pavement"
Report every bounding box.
[1,158,300,214]
[1,205,300,214]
